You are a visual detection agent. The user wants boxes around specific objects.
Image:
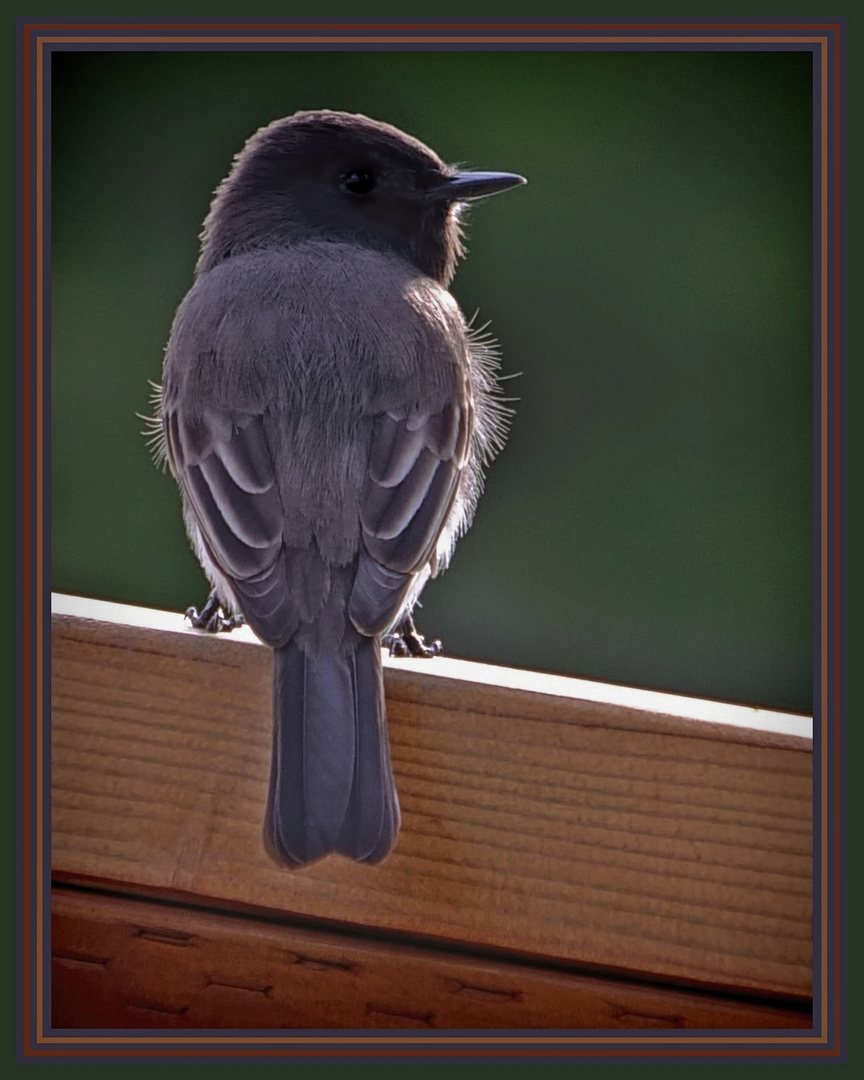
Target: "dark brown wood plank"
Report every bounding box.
[51,887,811,1030]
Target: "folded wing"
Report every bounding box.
[350,398,471,636]
[163,407,299,646]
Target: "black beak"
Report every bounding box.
[438,170,527,202]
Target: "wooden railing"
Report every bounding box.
[50,594,812,1030]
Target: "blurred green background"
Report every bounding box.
[50,48,813,712]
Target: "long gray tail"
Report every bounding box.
[264,637,400,867]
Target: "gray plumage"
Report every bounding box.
[150,110,524,867]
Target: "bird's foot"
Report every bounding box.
[384,614,442,659]
[185,592,245,633]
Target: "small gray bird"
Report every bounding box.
[149,110,525,867]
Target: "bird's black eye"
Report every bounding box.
[340,169,377,196]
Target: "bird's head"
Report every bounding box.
[198,110,525,285]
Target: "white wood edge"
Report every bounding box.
[51,592,812,742]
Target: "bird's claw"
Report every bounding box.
[384,615,442,659]
[185,592,245,633]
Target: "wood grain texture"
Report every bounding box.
[50,596,812,1000]
[51,887,811,1030]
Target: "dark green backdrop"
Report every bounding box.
[50,48,813,712]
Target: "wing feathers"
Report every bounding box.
[195,452,282,548]
[349,402,467,629]
[349,554,415,635]
[185,462,280,579]
[214,417,276,492]
[368,413,427,487]
[167,391,468,641]
[361,446,442,541]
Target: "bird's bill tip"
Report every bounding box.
[442,170,527,201]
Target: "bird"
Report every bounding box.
[147,109,525,867]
